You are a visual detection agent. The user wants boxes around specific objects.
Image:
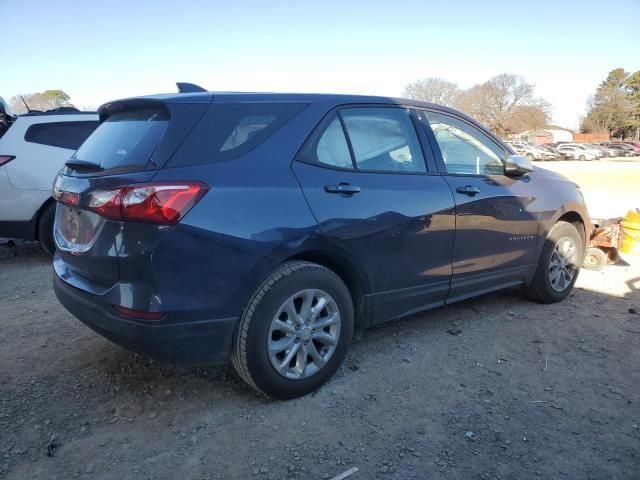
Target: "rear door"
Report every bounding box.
[417,110,540,302]
[292,106,455,324]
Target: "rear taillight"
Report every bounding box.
[55,181,209,225]
[0,155,15,166]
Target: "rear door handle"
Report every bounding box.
[456,185,480,195]
[324,183,361,195]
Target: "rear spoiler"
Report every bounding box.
[97,84,212,122]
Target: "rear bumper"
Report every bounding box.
[53,273,238,365]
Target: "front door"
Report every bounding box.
[418,110,540,302]
[292,106,456,324]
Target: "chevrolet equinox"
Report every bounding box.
[52,85,589,398]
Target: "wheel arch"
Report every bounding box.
[285,248,371,328]
[34,197,55,240]
[532,208,589,274]
[557,210,587,246]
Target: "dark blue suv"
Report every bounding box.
[52,86,589,398]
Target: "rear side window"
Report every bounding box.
[299,114,354,169]
[341,108,426,173]
[297,107,427,173]
[24,121,98,150]
[168,102,308,167]
[72,108,169,171]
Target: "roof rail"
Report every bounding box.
[176,82,207,93]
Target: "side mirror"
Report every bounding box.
[505,154,534,176]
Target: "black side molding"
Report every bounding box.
[176,82,207,93]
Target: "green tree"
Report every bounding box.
[624,70,640,138]
[580,68,633,138]
[9,90,72,113]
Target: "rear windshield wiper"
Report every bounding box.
[64,159,104,172]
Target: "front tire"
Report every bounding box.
[525,221,584,303]
[37,203,56,256]
[231,261,354,399]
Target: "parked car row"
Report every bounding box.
[598,142,640,157]
[505,141,559,161]
[505,139,640,161]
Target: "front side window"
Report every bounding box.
[341,108,426,173]
[423,111,506,175]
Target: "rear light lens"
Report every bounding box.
[0,155,15,166]
[114,305,164,320]
[57,181,208,225]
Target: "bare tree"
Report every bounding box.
[9,90,72,114]
[402,78,460,107]
[453,74,550,136]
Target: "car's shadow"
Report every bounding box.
[72,287,533,404]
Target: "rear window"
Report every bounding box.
[167,102,308,167]
[24,121,98,150]
[72,108,169,171]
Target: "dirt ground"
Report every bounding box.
[537,158,640,219]
[1,161,639,480]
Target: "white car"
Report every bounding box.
[562,143,602,159]
[505,141,554,161]
[0,98,98,253]
[556,144,597,161]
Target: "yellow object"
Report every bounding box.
[620,210,640,255]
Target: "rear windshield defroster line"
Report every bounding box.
[71,107,169,172]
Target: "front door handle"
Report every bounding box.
[324,183,361,195]
[456,185,480,195]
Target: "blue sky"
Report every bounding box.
[1,0,639,129]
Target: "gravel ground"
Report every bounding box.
[1,237,639,480]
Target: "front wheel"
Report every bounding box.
[525,221,584,303]
[231,261,354,399]
[578,155,586,161]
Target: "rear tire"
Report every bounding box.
[578,155,586,161]
[525,221,583,303]
[231,261,354,399]
[583,247,607,271]
[37,203,56,256]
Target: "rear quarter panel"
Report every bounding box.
[146,101,335,319]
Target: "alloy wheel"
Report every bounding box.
[267,289,341,380]
[548,236,578,292]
